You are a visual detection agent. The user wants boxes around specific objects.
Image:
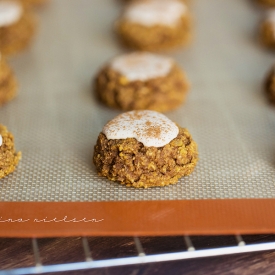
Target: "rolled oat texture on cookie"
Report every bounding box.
[115,0,192,51]
[264,64,275,104]
[0,54,17,105]
[0,0,37,55]
[93,110,198,188]
[95,52,190,112]
[0,124,21,179]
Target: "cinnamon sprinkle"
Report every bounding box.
[103,110,179,147]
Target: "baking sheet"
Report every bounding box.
[0,0,275,202]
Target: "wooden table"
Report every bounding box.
[1,235,275,274]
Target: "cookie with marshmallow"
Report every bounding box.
[93,110,198,188]
[0,53,17,105]
[95,52,190,112]
[0,124,21,179]
[116,0,192,51]
[0,0,36,55]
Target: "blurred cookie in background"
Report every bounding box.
[264,63,275,104]
[20,0,48,8]
[0,0,37,55]
[94,52,190,112]
[259,10,275,49]
[255,0,275,7]
[115,0,192,51]
[0,53,17,105]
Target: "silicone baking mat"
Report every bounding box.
[1,0,275,237]
[1,0,274,202]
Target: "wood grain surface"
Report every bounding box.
[0,235,275,274]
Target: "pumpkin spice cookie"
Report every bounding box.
[115,0,192,51]
[0,124,21,179]
[93,110,198,188]
[264,64,275,104]
[0,54,17,105]
[95,52,190,112]
[255,0,275,7]
[20,0,48,8]
[0,0,36,56]
[259,10,275,49]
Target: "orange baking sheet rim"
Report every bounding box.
[0,199,274,237]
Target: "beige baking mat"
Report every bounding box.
[0,0,274,201]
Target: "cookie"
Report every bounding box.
[0,124,21,179]
[20,0,48,7]
[255,0,275,7]
[0,0,36,55]
[264,64,275,104]
[93,110,198,188]
[259,10,275,49]
[0,54,17,105]
[115,0,192,51]
[95,52,190,112]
